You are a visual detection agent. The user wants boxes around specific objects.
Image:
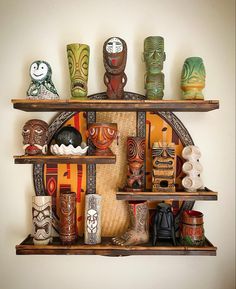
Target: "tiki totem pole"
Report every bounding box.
[152,128,176,192]
[181,57,206,100]
[67,43,90,99]
[22,119,49,155]
[103,37,127,99]
[144,36,166,99]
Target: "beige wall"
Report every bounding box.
[0,0,235,288]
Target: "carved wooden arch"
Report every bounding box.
[33,91,194,231]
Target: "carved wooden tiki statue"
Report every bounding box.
[125,137,145,191]
[103,37,127,99]
[152,129,176,192]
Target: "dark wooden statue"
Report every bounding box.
[103,37,127,99]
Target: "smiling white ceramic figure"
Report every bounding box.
[27,60,59,99]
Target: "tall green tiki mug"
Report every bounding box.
[67,43,90,99]
[144,36,166,99]
[181,57,206,100]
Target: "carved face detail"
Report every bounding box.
[86,209,98,233]
[67,43,90,98]
[22,119,48,155]
[32,196,52,244]
[88,123,117,151]
[144,36,166,74]
[30,61,51,82]
[127,137,145,163]
[152,145,175,169]
[103,37,127,73]
[181,57,206,86]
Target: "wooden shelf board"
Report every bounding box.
[116,188,218,201]
[14,154,116,164]
[11,99,219,112]
[16,235,217,256]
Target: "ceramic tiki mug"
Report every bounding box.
[59,189,77,245]
[182,145,203,192]
[181,57,206,100]
[84,194,102,244]
[32,196,52,245]
[87,123,118,155]
[125,137,145,191]
[144,36,166,99]
[103,37,127,99]
[67,43,90,99]
[22,119,49,155]
[27,60,59,100]
[180,210,205,246]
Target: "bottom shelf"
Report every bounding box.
[16,235,217,256]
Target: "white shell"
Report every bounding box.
[50,143,89,156]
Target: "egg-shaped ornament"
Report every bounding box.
[27,60,59,99]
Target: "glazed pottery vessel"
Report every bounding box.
[22,119,48,155]
[32,196,52,245]
[87,123,118,155]
[67,43,90,99]
[181,57,206,100]
[103,37,127,99]
[59,190,77,245]
[84,194,102,244]
[180,210,205,246]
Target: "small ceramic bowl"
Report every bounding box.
[50,142,89,156]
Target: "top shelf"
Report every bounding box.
[11,98,219,112]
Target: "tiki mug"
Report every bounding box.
[180,210,205,246]
[32,196,52,245]
[182,145,203,192]
[144,36,166,99]
[87,123,118,155]
[181,57,206,100]
[22,119,49,155]
[103,37,127,99]
[125,137,145,191]
[67,43,90,99]
[152,141,176,192]
[59,189,77,245]
[84,194,102,244]
[27,60,59,100]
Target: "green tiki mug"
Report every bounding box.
[67,43,90,99]
[181,57,206,100]
[144,36,166,99]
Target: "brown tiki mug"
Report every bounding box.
[125,137,146,191]
[87,123,118,155]
[59,189,77,245]
[103,37,127,99]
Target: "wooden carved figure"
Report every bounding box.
[27,60,59,99]
[84,194,102,245]
[152,128,176,192]
[32,196,52,245]
[22,119,48,155]
[144,36,166,99]
[59,189,77,245]
[67,43,90,99]
[87,123,118,155]
[103,37,127,99]
[181,57,206,100]
[181,145,203,191]
[125,137,145,192]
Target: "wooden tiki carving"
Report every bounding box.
[152,128,176,192]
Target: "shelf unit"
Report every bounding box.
[12,95,219,256]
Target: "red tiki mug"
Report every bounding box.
[125,137,146,191]
[87,123,118,155]
[180,210,205,246]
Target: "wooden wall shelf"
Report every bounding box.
[14,154,116,164]
[16,235,217,256]
[116,188,218,201]
[11,99,219,112]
